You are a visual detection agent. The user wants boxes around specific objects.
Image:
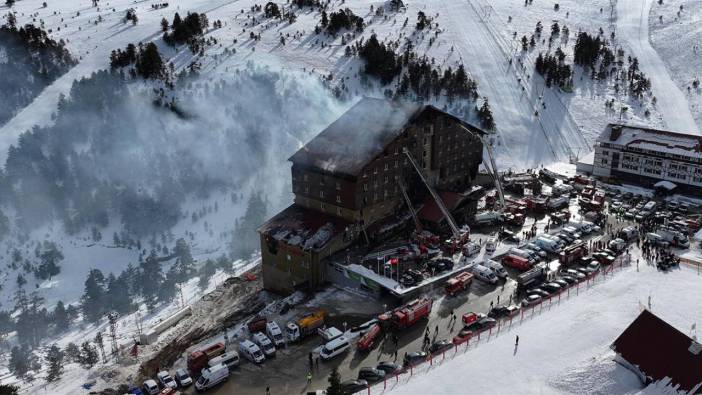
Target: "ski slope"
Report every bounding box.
[616,0,700,134]
[385,254,702,395]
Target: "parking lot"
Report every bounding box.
[161,173,701,395]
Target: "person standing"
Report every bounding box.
[266,387,271,395]
[307,371,312,384]
[515,335,519,346]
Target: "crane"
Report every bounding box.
[402,148,461,238]
[458,124,506,211]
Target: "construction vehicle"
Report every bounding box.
[286,310,326,342]
[187,342,226,375]
[558,242,588,265]
[516,263,548,288]
[444,271,474,296]
[378,297,433,330]
[356,323,381,352]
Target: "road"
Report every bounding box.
[616,0,700,134]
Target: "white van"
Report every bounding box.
[507,248,537,263]
[142,379,159,395]
[252,332,276,357]
[208,351,240,369]
[561,226,582,239]
[195,363,229,392]
[239,340,265,364]
[481,260,508,278]
[471,264,498,284]
[485,236,498,254]
[319,336,350,360]
[266,321,285,347]
[567,221,595,234]
[462,241,481,257]
[643,201,656,211]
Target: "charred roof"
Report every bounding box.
[289,97,484,178]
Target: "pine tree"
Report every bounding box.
[65,342,81,364]
[326,367,343,395]
[0,385,19,395]
[139,251,163,310]
[135,42,164,79]
[8,346,29,378]
[45,344,64,382]
[52,301,70,332]
[79,342,99,369]
[81,269,106,323]
[478,98,496,130]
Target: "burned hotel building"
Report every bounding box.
[258,98,485,294]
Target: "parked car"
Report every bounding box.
[499,229,520,242]
[429,339,453,354]
[403,351,428,366]
[143,380,160,395]
[174,369,192,388]
[541,282,562,293]
[488,305,520,319]
[527,287,550,298]
[559,268,585,280]
[427,258,454,273]
[376,361,402,375]
[157,371,177,390]
[357,367,386,383]
[552,279,570,288]
[341,379,368,395]
[521,294,542,307]
[452,329,474,345]
[464,317,496,332]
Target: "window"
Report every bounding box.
[303,174,309,182]
[394,160,398,168]
[384,190,388,199]
[373,193,378,202]
[363,171,368,178]
[374,167,378,175]
[320,190,325,198]
[335,182,341,190]
[320,202,326,211]
[336,207,342,216]
[384,176,389,184]
[363,183,368,191]
[336,195,341,203]
[394,146,399,155]
[384,163,389,171]
[304,186,309,194]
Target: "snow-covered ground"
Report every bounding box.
[384,253,702,394]
[616,0,699,134]
[648,0,702,131]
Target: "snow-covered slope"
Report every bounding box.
[648,0,702,130]
[616,0,699,134]
[386,257,702,395]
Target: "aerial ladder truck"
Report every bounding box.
[402,148,469,252]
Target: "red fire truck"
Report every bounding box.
[445,272,474,296]
[501,254,531,271]
[559,242,588,265]
[379,297,433,330]
[187,342,226,374]
[357,323,381,352]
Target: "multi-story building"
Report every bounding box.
[258,97,485,294]
[592,123,702,192]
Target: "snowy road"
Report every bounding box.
[617,0,700,134]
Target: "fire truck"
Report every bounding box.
[356,323,381,352]
[378,297,433,330]
[444,272,474,296]
[187,342,226,374]
[559,242,588,265]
